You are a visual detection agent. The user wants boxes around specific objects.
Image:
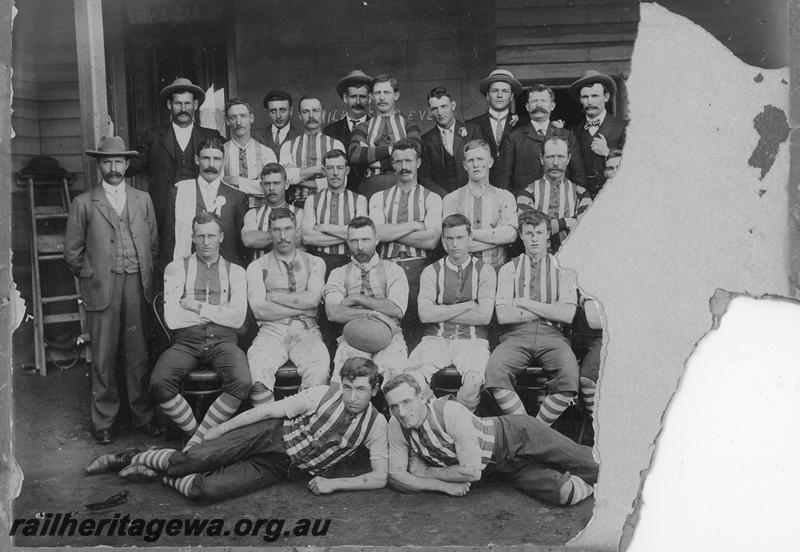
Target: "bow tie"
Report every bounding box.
[584,119,601,130]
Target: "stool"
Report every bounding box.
[430,365,461,397]
[182,369,223,421]
[274,361,301,400]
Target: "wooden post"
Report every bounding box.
[74,0,109,189]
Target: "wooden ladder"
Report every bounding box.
[19,173,90,375]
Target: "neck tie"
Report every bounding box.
[329,192,340,225]
[360,267,374,297]
[396,188,410,223]
[238,147,248,178]
[273,128,280,144]
[281,260,296,293]
[528,257,541,301]
[537,127,545,138]
[584,119,600,131]
[443,128,453,156]
[377,116,392,147]
[455,264,465,302]
[349,119,359,133]
[304,134,316,167]
[493,115,506,147]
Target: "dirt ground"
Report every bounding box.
[9,363,593,548]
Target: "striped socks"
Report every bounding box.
[184,393,241,450]
[536,392,576,426]
[162,474,199,498]
[580,377,596,417]
[159,395,198,436]
[131,448,175,471]
[559,474,594,506]
[250,381,274,406]
[491,388,527,415]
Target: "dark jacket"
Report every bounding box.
[571,112,627,197]
[418,120,485,197]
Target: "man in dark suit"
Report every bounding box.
[496,84,585,193]
[261,89,301,159]
[466,69,523,183]
[323,70,373,193]
[418,86,484,197]
[64,136,160,444]
[162,136,249,268]
[569,70,627,198]
[127,77,222,233]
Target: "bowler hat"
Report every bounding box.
[159,77,206,105]
[479,69,522,96]
[569,70,617,101]
[85,136,139,158]
[336,70,374,97]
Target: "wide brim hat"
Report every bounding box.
[336,69,374,97]
[159,77,206,104]
[85,136,139,158]
[479,69,522,96]
[569,70,617,101]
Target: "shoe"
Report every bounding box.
[136,422,165,437]
[118,464,161,483]
[94,428,113,445]
[85,448,141,475]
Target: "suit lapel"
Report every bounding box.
[91,185,115,227]
[159,125,178,161]
[452,120,465,164]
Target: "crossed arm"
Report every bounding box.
[246,257,325,321]
[301,194,368,247]
[416,263,496,326]
[369,191,443,250]
[495,262,577,325]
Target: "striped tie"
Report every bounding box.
[360,267,374,297]
[455,264,465,301]
[329,192,339,225]
[238,147,248,178]
[494,116,506,147]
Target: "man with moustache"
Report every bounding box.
[241,163,303,260]
[466,69,523,183]
[369,139,442,349]
[149,211,251,450]
[443,140,517,271]
[325,216,409,383]
[262,89,301,159]
[496,84,585,193]
[603,149,623,184]
[569,70,627,198]
[246,208,329,406]
[516,136,592,253]
[64,136,159,444]
[279,96,345,208]
[349,74,421,198]
[222,98,277,196]
[324,70,373,193]
[128,78,222,231]
[418,87,484,197]
[164,137,249,266]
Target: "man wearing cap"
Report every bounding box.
[279,95,345,208]
[496,84,585,193]
[262,89,301,159]
[569,69,627,198]
[348,74,421,198]
[222,98,278,196]
[466,69,523,183]
[324,70,373,194]
[127,77,222,233]
[418,86,484,197]
[64,136,160,444]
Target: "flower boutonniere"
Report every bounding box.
[551,119,565,129]
[211,196,227,216]
[458,126,468,138]
[509,114,519,127]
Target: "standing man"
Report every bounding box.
[418,87,484,197]
[222,98,277,196]
[466,69,523,183]
[64,136,159,444]
[442,140,518,271]
[349,74,421,198]
[569,70,627,198]
[240,163,303,260]
[325,217,409,383]
[150,211,251,450]
[405,214,496,412]
[384,374,598,506]
[164,137,249,267]
[279,95,345,208]
[127,77,222,231]
[246,208,329,406]
[496,84,585,193]
[485,210,581,427]
[324,70,373,193]
[261,89,300,159]
[369,139,442,349]
[516,136,592,253]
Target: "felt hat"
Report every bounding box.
[159,77,206,104]
[478,69,522,96]
[336,70,374,97]
[85,136,139,158]
[569,70,617,101]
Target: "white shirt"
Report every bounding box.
[102,180,127,215]
[585,110,607,136]
[438,121,455,156]
[488,108,510,140]
[531,120,549,135]
[172,122,194,151]
[197,176,221,211]
[272,125,290,144]
[348,115,367,133]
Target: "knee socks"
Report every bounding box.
[491,388,527,415]
[536,392,576,426]
[184,392,241,450]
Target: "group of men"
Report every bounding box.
[66,65,626,507]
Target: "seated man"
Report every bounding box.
[246,208,330,406]
[384,374,598,506]
[150,211,251,449]
[406,214,496,411]
[325,216,409,383]
[88,358,387,502]
[485,209,580,426]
